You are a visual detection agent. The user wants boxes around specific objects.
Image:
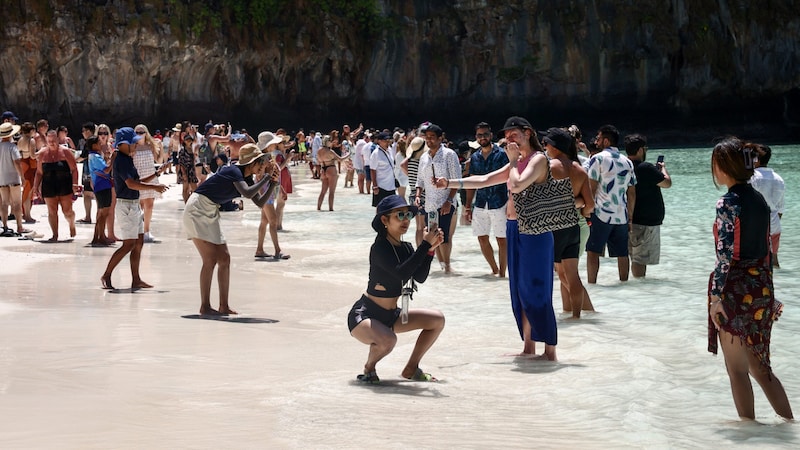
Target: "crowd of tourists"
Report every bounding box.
[0,109,790,420]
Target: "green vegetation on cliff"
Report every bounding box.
[7,0,388,43]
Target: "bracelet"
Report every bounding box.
[427,250,435,256]
[458,179,464,189]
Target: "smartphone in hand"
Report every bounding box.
[657,155,665,164]
[427,209,439,230]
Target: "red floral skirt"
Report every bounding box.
[708,258,783,372]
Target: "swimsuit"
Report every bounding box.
[41,160,73,198]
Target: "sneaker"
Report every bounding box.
[143,232,156,243]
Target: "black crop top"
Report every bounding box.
[367,238,434,298]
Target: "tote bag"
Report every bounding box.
[512,162,578,235]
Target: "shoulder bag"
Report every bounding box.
[512,157,578,235]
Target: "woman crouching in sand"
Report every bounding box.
[348,195,445,383]
[183,144,279,315]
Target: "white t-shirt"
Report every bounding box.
[369,144,396,191]
[750,167,785,234]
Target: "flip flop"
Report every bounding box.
[356,371,380,384]
[405,368,437,382]
[254,253,272,259]
[273,252,291,260]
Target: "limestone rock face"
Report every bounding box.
[1,0,798,131]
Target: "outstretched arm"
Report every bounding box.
[435,163,511,190]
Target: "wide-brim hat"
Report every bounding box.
[500,116,533,132]
[236,143,266,166]
[257,131,283,151]
[405,136,426,158]
[114,127,143,148]
[371,195,418,232]
[172,123,182,132]
[0,122,21,138]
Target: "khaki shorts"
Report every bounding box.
[116,199,144,240]
[629,224,660,265]
[183,192,225,245]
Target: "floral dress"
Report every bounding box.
[707,183,782,372]
[178,146,198,184]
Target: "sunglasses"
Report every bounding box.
[391,211,415,221]
[98,132,109,135]
[135,131,146,135]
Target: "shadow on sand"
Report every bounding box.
[180,314,279,324]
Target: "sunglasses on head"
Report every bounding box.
[391,211,414,221]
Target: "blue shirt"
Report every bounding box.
[113,151,140,200]
[194,165,245,204]
[88,152,112,192]
[468,144,509,209]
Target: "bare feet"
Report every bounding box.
[132,280,153,289]
[218,307,238,315]
[101,275,114,290]
[199,307,223,316]
[48,236,59,242]
[69,222,76,238]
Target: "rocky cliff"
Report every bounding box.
[1,0,799,139]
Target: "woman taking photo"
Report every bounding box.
[434,117,558,360]
[707,137,792,420]
[183,144,279,316]
[33,130,79,241]
[348,195,445,384]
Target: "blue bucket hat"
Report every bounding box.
[371,195,418,232]
[115,127,143,148]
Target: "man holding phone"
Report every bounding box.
[625,133,672,278]
[415,124,461,273]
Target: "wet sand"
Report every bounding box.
[1,161,797,449]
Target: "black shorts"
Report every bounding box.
[372,187,396,207]
[348,295,400,332]
[552,224,580,263]
[424,205,455,244]
[94,188,112,208]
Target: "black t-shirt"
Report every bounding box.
[632,160,666,226]
[367,238,434,298]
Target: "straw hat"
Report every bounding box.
[236,143,266,166]
[172,123,182,132]
[0,122,21,138]
[256,131,284,151]
[405,136,426,158]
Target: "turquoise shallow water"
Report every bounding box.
[0,144,796,447]
[267,145,800,447]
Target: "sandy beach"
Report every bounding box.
[1,153,797,449]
